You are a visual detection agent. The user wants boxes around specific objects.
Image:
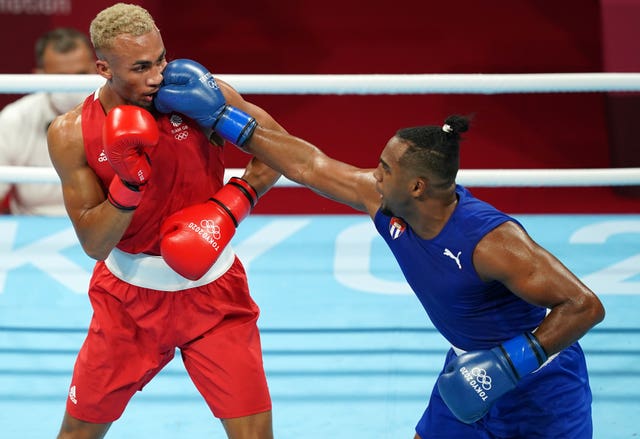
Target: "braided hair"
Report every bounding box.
[396,115,470,189]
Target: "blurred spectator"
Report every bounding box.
[0,27,95,215]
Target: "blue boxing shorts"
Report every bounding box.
[416,343,592,439]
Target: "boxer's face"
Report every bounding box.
[96,29,167,111]
[374,136,415,217]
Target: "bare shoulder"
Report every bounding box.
[47,107,87,177]
[321,163,380,217]
[353,168,381,217]
[473,220,539,282]
[480,220,532,248]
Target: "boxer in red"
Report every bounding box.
[46,3,283,438]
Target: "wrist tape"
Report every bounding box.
[212,106,257,147]
[498,332,548,379]
[107,176,145,210]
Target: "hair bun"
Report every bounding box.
[443,115,470,135]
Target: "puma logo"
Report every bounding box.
[443,248,462,270]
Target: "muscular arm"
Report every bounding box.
[217,81,281,197]
[156,60,381,214]
[47,110,133,260]
[216,80,382,214]
[241,125,381,217]
[473,221,605,355]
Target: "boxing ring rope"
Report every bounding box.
[2,72,640,94]
[1,166,639,188]
[1,72,639,187]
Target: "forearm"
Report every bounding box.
[72,201,134,260]
[530,256,606,355]
[476,223,606,357]
[73,105,157,260]
[533,295,605,355]
[240,157,281,197]
[245,126,319,186]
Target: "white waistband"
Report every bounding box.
[104,245,235,291]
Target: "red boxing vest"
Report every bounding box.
[81,92,225,255]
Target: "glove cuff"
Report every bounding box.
[212,106,257,147]
[107,176,145,210]
[208,177,257,227]
[228,177,258,208]
[498,332,548,379]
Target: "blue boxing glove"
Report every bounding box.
[436,332,548,424]
[155,59,256,146]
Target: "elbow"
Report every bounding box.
[81,241,110,261]
[84,249,108,262]
[75,219,115,261]
[580,292,606,329]
[590,296,606,326]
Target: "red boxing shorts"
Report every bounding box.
[66,256,271,423]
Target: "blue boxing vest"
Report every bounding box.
[373,185,546,351]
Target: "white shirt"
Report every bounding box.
[0,92,83,216]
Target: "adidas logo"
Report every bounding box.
[98,150,108,163]
[69,385,78,404]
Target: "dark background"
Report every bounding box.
[1,0,638,214]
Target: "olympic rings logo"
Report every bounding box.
[199,72,219,90]
[175,131,189,141]
[470,367,492,390]
[200,219,221,240]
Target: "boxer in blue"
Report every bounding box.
[155,60,605,438]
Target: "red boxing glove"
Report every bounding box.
[103,105,159,210]
[160,177,258,280]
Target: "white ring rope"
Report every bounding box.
[1,73,639,187]
[2,72,640,94]
[1,166,639,187]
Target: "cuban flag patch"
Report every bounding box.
[389,217,406,240]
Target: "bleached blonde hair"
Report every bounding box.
[90,3,158,54]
